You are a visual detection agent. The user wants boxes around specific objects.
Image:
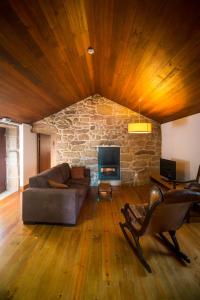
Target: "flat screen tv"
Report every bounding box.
[160,158,176,180]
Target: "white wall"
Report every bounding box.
[161,113,200,180]
[19,124,37,187]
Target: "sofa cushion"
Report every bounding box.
[71,166,85,179]
[59,163,71,182]
[46,167,64,183]
[29,175,48,188]
[29,163,69,188]
[48,180,69,189]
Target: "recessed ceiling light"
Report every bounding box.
[0,117,12,123]
[87,47,94,55]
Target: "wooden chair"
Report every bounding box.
[119,186,200,273]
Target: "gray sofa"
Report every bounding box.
[22,163,90,225]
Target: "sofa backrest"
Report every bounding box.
[29,163,70,188]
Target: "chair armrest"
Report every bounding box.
[122,203,148,226]
[129,203,148,220]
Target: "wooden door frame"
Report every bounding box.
[0,127,6,193]
[37,133,52,173]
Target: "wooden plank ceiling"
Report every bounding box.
[0,0,200,124]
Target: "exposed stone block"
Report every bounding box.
[121,153,133,162]
[62,129,76,135]
[84,158,98,165]
[76,129,88,134]
[133,161,148,167]
[78,133,89,140]
[56,143,69,150]
[71,145,85,151]
[71,141,86,145]
[90,141,100,147]
[97,104,113,115]
[121,161,131,168]
[62,151,80,158]
[83,150,97,157]
[71,159,80,164]
[135,150,155,155]
[80,117,90,122]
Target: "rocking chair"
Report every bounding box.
[119,186,200,273]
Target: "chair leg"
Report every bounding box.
[119,222,152,273]
[169,230,180,251]
[158,231,190,263]
[110,189,112,201]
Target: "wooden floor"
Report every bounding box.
[0,187,200,300]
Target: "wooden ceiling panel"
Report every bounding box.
[0,0,200,123]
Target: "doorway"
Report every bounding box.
[37,134,51,172]
[0,125,20,200]
[0,128,6,193]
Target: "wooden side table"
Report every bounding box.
[98,183,112,201]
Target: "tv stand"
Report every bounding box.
[161,176,175,182]
[161,176,170,182]
[150,173,184,190]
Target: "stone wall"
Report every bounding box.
[33,95,161,185]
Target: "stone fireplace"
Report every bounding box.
[98,146,120,183]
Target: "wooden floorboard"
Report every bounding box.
[0,187,200,300]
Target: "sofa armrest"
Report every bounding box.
[23,187,78,197]
[22,187,79,225]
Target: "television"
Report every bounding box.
[160,158,176,181]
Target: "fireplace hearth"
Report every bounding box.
[98,146,120,181]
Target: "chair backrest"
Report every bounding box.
[143,188,200,235]
[196,165,200,183]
